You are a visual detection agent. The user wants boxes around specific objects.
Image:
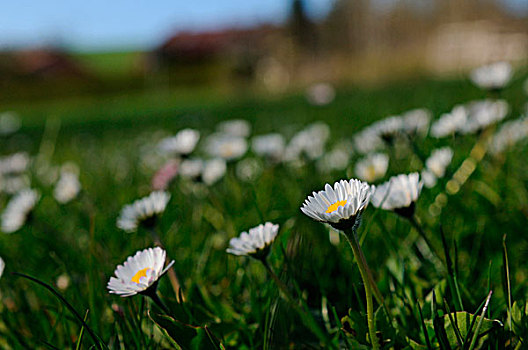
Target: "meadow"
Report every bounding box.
[1,69,528,349]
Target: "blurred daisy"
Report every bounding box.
[56,274,71,291]
[0,257,4,279]
[425,147,453,178]
[107,247,175,297]
[227,222,279,259]
[430,106,467,138]
[217,119,251,138]
[317,147,350,173]
[1,189,40,233]
[305,83,336,106]
[0,152,30,175]
[490,116,528,155]
[205,134,248,161]
[284,122,330,161]
[401,108,431,137]
[0,111,21,136]
[236,158,263,182]
[0,174,30,195]
[151,160,179,191]
[116,191,171,232]
[371,116,403,143]
[353,128,384,155]
[54,171,81,204]
[461,99,509,134]
[179,158,204,180]
[421,169,437,188]
[202,158,227,185]
[371,173,422,218]
[158,129,200,156]
[470,61,512,91]
[354,153,389,182]
[252,133,285,161]
[301,179,373,231]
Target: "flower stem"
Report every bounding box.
[343,228,380,350]
[144,288,171,316]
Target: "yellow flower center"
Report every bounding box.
[131,268,151,284]
[326,200,347,213]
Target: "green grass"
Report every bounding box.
[0,74,528,348]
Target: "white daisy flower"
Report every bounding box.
[217,119,251,138]
[202,158,227,185]
[0,257,4,279]
[0,152,30,175]
[371,173,423,218]
[107,247,175,297]
[470,61,512,91]
[0,174,30,195]
[430,105,468,138]
[116,191,171,232]
[460,99,509,134]
[401,108,431,137]
[252,133,285,161]
[301,179,373,231]
[158,129,200,156]
[425,147,453,178]
[490,116,528,155]
[0,111,21,136]
[284,122,330,161]
[305,83,336,106]
[316,147,350,173]
[179,158,204,179]
[54,171,81,204]
[421,169,438,189]
[205,133,248,161]
[353,128,384,155]
[226,222,279,259]
[1,189,40,233]
[236,158,262,182]
[354,153,389,183]
[371,116,403,143]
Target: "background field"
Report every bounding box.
[1,70,528,348]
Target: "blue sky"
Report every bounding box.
[0,0,526,52]
[0,0,334,51]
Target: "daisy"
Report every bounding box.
[354,153,389,183]
[158,129,200,156]
[371,173,423,218]
[301,179,373,231]
[470,61,512,91]
[0,152,30,176]
[305,83,336,106]
[0,174,30,195]
[316,147,350,173]
[54,170,81,204]
[151,160,179,191]
[425,147,453,178]
[179,158,204,180]
[353,128,384,155]
[1,189,40,233]
[227,222,279,259]
[116,191,171,232]
[217,119,251,138]
[371,116,403,143]
[0,111,21,136]
[401,108,431,137]
[284,122,330,161]
[205,133,248,161]
[251,133,285,161]
[461,99,509,134]
[236,158,262,182]
[430,106,468,138]
[490,116,528,155]
[202,158,227,185]
[107,247,175,297]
